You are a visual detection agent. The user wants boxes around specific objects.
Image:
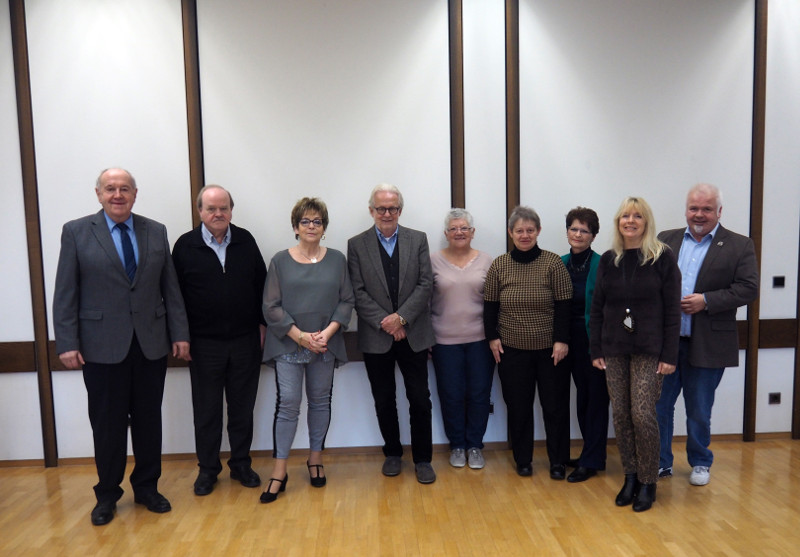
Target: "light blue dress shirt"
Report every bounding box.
[677,223,719,336]
[201,223,230,268]
[104,212,139,266]
[375,225,399,257]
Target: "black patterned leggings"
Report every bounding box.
[605,354,663,484]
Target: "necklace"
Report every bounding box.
[297,246,321,263]
[567,250,591,274]
[621,251,639,333]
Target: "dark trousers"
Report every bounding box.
[565,322,609,469]
[189,331,261,476]
[497,345,570,467]
[363,339,433,464]
[83,336,167,503]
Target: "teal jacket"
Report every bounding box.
[561,250,601,337]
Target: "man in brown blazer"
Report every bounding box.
[656,183,758,486]
[347,184,437,484]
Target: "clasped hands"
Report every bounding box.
[381,313,407,342]
[298,330,330,353]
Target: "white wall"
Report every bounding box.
[2,0,798,461]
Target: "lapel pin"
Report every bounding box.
[717,241,724,246]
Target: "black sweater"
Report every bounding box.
[172,224,267,340]
[589,248,681,365]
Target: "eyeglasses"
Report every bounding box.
[373,206,400,215]
[299,218,323,227]
[447,227,472,234]
[568,227,592,235]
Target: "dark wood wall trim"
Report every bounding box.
[794,214,800,438]
[743,0,768,442]
[448,0,465,209]
[182,0,205,228]
[504,0,520,253]
[9,0,58,467]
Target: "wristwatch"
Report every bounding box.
[398,315,407,326]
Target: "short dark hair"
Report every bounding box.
[565,207,599,236]
[291,197,329,238]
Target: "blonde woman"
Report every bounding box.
[589,197,680,512]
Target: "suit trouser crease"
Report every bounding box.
[83,336,167,502]
[189,332,261,475]
[363,339,433,464]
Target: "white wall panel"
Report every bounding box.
[756,349,795,433]
[0,375,44,460]
[0,1,34,342]
[197,0,451,265]
[762,0,800,318]
[519,0,754,256]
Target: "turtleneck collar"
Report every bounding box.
[510,244,541,263]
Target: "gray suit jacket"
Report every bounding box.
[658,225,759,368]
[347,225,435,353]
[53,210,190,364]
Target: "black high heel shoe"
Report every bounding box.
[615,473,639,506]
[307,461,327,488]
[259,474,288,504]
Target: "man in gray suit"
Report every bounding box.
[347,184,437,484]
[53,168,190,525]
[656,183,758,486]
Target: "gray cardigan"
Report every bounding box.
[262,248,354,366]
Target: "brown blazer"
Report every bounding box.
[658,225,758,368]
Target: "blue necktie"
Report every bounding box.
[115,223,137,282]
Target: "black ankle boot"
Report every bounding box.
[615,473,639,506]
[632,482,656,512]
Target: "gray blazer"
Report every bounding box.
[658,225,759,368]
[53,210,190,364]
[347,225,435,354]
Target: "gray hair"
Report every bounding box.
[508,205,541,231]
[196,184,234,209]
[444,208,474,230]
[95,168,137,190]
[369,183,404,210]
[688,183,723,212]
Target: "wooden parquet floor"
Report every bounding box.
[1,439,799,556]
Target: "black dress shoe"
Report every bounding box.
[615,473,639,506]
[633,482,656,512]
[134,492,172,513]
[516,463,533,477]
[194,473,217,496]
[90,501,116,526]
[230,465,261,488]
[567,466,597,483]
[566,458,580,468]
[549,464,566,480]
[259,474,288,504]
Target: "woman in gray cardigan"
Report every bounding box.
[260,197,354,503]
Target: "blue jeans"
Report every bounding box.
[431,340,495,450]
[273,353,335,459]
[656,338,725,469]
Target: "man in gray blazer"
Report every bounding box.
[656,183,758,487]
[53,168,190,526]
[347,184,437,484]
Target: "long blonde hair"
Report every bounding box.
[611,196,666,266]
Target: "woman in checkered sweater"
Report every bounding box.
[483,206,573,480]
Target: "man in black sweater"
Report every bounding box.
[172,185,267,496]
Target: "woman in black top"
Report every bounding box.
[590,197,680,512]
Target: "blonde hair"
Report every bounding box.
[611,196,666,266]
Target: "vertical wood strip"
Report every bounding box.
[448,0,465,209]
[744,0,767,442]
[182,0,205,227]
[9,0,58,467]
[505,0,519,252]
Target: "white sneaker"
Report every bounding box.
[658,467,672,478]
[449,448,466,468]
[689,466,710,486]
[467,448,485,469]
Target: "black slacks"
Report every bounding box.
[83,336,167,503]
[189,331,261,476]
[363,339,433,464]
[497,345,570,467]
